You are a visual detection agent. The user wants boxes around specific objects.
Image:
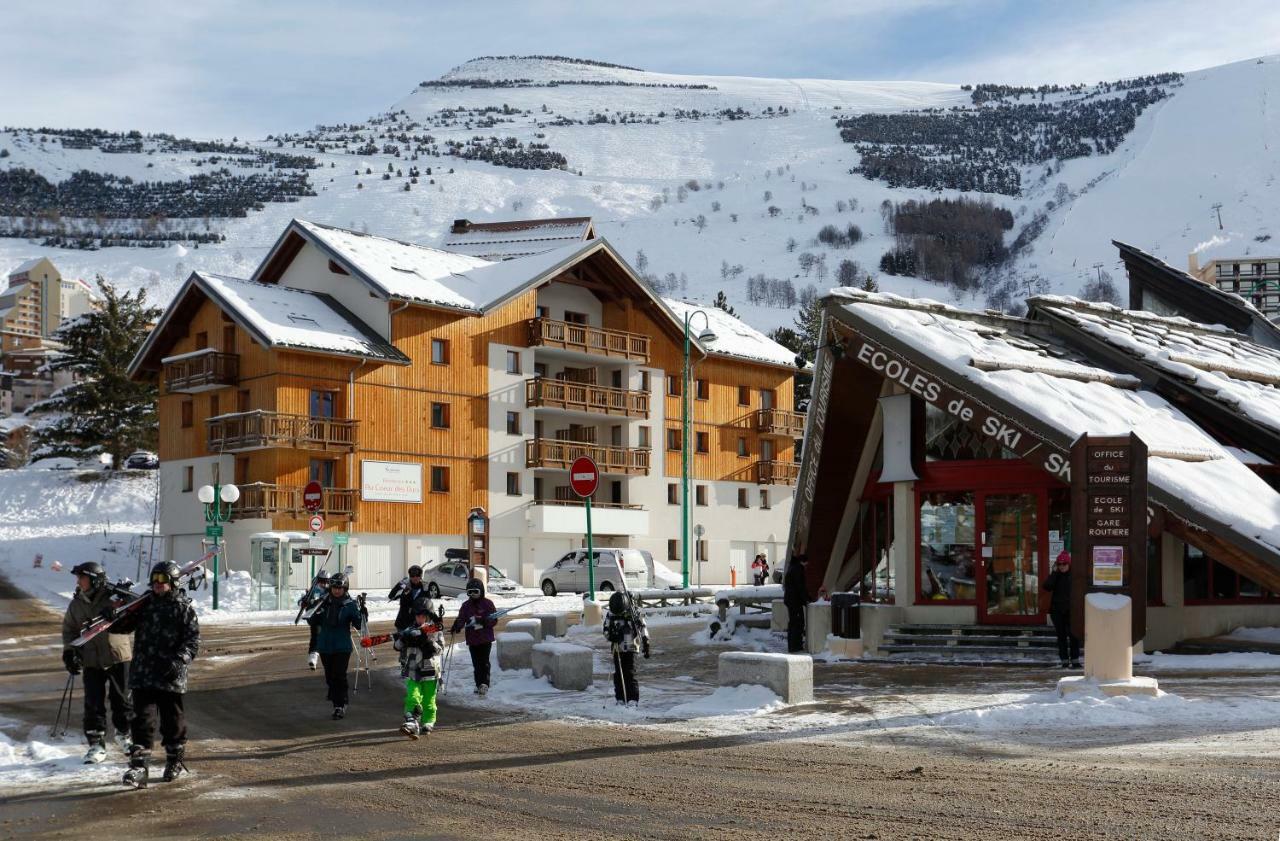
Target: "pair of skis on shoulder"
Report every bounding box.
[70,549,219,649]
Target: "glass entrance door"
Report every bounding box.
[978,492,1046,624]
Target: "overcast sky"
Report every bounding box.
[5,0,1279,138]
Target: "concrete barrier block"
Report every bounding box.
[771,600,788,631]
[805,602,832,655]
[717,651,813,704]
[505,618,543,642]
[531,642,594,691]
[824,635,863,660]
[531,612,569,638]
[581,600,603,626]
[495,632,535,671]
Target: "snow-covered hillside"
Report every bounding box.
[0,55,1277,332]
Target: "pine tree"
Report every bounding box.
[861,274,880,293]
[32,277,161,466]
[793,295,823,363]
[712,290,737,317]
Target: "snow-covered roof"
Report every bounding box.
[662,298,797,368]
[441,217,593,261]
[1031,296,1280,439]
[827,288,1280,563]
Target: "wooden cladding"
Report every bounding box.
[756,460,800,485]
[236,483,357,520]
[525,438,650,475]
[207,411,358,453]
[164,351,239,394]
[525,378,649,418]
[528,317,649,362]
[757,408,806,438]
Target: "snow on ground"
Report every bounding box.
[1225,626,1280,644]
[0,716,125,791]
[1139,651,1280,671]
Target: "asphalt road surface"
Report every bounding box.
[1,580,1277,840]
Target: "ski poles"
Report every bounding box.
[612,644,628,705]
[439,633,456,697]
[51,673,75,738]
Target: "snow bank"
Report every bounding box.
[935,689,1280,732]
[0,717,123,791]
[1225,626,1280,644]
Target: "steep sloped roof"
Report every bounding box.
[825,288,1280,570]
[442,217,594,260]
[662,298,797,368]
[7,258,47,276]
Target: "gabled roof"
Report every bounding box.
[823,288,1280,574]
[1029,296,1280,449]
[128,271,409,377]
[7,257,48,277]
[1116,240,1280,348]
[442,216,594,261]
[662,298,797,368]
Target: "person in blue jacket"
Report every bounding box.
[307,572,365,719]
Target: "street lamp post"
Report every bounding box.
[198,482,239,610]
[681,310,717,589]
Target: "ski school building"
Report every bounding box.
[788,241,1280,652]
[128,216,800,598]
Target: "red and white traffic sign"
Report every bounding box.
[569,456,599,498]
[309,514,325,533]
[303,481,324,513]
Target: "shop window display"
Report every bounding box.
[917,491,976,601]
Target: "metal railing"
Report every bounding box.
[526,378,649,418]
[755,460,801,485]
[207,411,358,453]
[164,351,239,393]
[528,318,650,362]
[534,498,646,510]
[525,438,651,475]
[756,407,805,437]
[236,483,357,519]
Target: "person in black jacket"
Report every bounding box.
[1044,550,1081,668]
[110,560,200,788]
[782,553,811,653]
[389,565,428,632]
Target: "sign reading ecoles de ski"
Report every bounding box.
[361,460,423,503]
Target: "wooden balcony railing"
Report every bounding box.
[525,438,651,475]
[526,378,649,418]
[236,483,357,520]
[528,318,650,363]
[756,408,806,438]
[163,350,239,393]
[207,411,358,453]
[756,460,801,486]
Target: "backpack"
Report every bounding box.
[603,613,631,644]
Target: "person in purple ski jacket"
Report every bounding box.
[450,578,497,695]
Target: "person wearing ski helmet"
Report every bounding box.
[450,577,496,695]
[389,564,428,632]
[1043,550,1081,668]
[110,559,200,787]
[602,590,650,705]
[297,570,330,670]
[307,572,364,719]
[61,561,134,764]
[394,595,444,737]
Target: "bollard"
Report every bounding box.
[1058,593,1158,697]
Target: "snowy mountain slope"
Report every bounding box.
[0,55,1276,334]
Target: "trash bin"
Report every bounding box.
[830,592,860,639]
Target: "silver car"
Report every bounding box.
[538,548,647,596]
[424,562,519,598]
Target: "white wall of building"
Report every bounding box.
[275,242,391,339]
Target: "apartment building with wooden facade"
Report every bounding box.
[129,217,801,593]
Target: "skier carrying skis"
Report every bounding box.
[61,561,134,764]
[109,560,200,788]
[307,572,365,719]
[450,577,496,695]
[603,590,649,705]
[394,595,444,738]
[388,564,428,632]
[297,570,329,670]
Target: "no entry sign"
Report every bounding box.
[569,456,599,498]
[303,481,324,513]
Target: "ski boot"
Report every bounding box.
[122,747,150,789]
[400,713,420,740]
[308,651,319,671]
[83,732,107,764]
[115,731,133,756]
[332,705,347,720]
[161,746,187,783]
[477,684,489,697]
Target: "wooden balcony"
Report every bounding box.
[756,460,800,485]
[163,350,239,393]
[528,318,650,363]
[207,411,358,453]
[525,438,651,475]
[236,483,357,520]
[525,378,649,418]
[756,408,806,438]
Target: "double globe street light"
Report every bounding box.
[681,309,717,589]
[197,482,239,610]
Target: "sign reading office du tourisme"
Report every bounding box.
[361,460,423,503]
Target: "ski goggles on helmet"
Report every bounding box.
[466,587,481,596]
[150,572,173,585]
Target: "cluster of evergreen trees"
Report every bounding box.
[877,197,1014,290]
[445,136,567,170]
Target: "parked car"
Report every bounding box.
[124,450,160,470]
[538,548,647,595]
[423,561,519,598]
[638,550,683,589]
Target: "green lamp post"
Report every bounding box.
[681,309,717,588]
[198,482,239,610]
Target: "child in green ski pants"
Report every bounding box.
[393,596,444,738]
